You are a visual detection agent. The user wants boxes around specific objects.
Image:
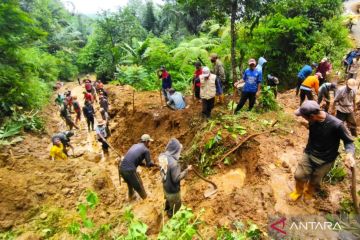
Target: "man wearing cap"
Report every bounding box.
[83,100,95,132]
[119,134,156,200]
[210,53,226,90]
[290,100,355,201]
[166,88,186,110]
[95,119,109,155]
[234,58,262,113]
[296,63,317,96]
[348,53,360,79]
[158,66,172,102]
[199,66,222,118]
[332,78,358,137]
[299,72,321,106]
[316,57,332,85]
[51,131,75,156]
[318,82,337,112]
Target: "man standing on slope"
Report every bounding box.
[119,134,156,200]
[234,58,262,113]
[332,78,358,137]
[158,66,172,102]
[159,138,192,217]
[199,67,222,118]
[210,53,226,103]
[290,100,355,201]
[296,63,317,96]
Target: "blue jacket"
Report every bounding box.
[255,57,267,75]
[297,65,312,80]
[346,51,357,65]
[168,92,186,109]
[242,68,262,93]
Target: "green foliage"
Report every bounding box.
[216,221,262,240]
[339,198,355,214]
[325,156,347,184]
[0,230,18,240]
[0,108,44,146]
[116,65,157,91]
[116,207,148,240]
[256,85,279,112]
[157,207,202,240]
[68,190,110,240]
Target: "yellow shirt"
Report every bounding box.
[302,76,319,94]
[50,143,67,160]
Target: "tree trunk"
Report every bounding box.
[230,0,238,83]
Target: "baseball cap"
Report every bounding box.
[210,53,218,58]
[201,66,210,78]
[248,58,256,65]
[347,78,357,90]
[97,119,106,125]
[141,134,154,142]
[321,57,328,63]
[295,100,320,116]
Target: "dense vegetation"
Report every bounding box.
[0,0,91,121]
[0,0,350,122]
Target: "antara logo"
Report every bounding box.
[270,217,287,235]
[289,221,342,231]
[270,217,343,235]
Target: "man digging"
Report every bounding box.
[290,100,355,201]
[119,134,156,200]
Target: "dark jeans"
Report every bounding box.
[300,89,313,106]
[120,169,147,199]
[162,88,169,102]
[194,86,200,99]
[164,191,181,218]
[98,138,109,153]
[234,91,256,113]
[336,111,357,136]
[296,77,304,96]
[85,116,94,131]
[318,92,330,112]
[202,98,215,118]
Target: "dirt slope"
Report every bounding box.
[1,75,359,239]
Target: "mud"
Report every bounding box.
[0,80,359,239]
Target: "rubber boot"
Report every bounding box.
[304,183,315,201]
[289,180,305,201]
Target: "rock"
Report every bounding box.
[0,220,14,230]
[282,161,290,169]
[217,217,231,227]
[39,213,47,220]
[62,188,71,195]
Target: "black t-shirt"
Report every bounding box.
[120,143,154,171]
[305,113,355,162]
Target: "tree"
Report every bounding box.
[142,1,156,32]
[177,0,274,85]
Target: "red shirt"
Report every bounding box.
[194,68,202,87]
[84,92,93,102]
[85,80,92,91]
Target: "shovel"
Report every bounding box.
[350,166,359,214]
[192,169,218,198]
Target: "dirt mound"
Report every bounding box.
[108,85,203,157]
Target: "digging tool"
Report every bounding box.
[157,69,164,107]
[192,168,218,198]
[350,166,360,214]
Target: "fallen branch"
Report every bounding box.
[214,120,278,166]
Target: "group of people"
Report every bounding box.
[50,75,111,160]
[48,48,360,218]
[116,133,191,218]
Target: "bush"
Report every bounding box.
[116,65,158,90]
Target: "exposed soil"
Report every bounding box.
[1,75,359,239]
